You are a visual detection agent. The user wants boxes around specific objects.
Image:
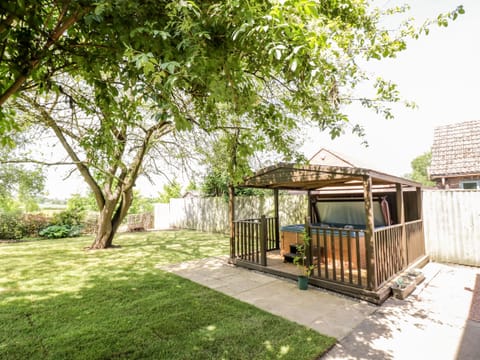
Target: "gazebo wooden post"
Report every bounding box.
[363,176,377,290]
[305,215,313,267]
[416,186,422,220]
[306,190,313,265]
[396,183,406,266]
[416,186,425,256]
[307,190,312,220]
[273,188,280,249]
[229,184,235,261]
[259,215,267,266]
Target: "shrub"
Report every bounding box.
[22,213,51,237]
[39,225,83,239]
[0,211,27,240]
[51,208,84,227]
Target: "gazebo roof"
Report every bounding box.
[241,163,421,190]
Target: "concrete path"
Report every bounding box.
[158,255,376,339]
[159,257,480,359]
[322,262,480,360]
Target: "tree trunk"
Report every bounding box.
[90,205,116,249]
[89,189,133,249]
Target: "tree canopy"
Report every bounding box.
[157,181,182,204]
[406,151,435,186]
[0,1,464,247]
[0,164,45,212]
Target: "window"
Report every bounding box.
[460,181,480,190]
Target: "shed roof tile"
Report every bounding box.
[430,120,480,177]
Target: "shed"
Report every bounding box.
[430,120,480,189]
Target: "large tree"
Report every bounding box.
[2,1,464,248]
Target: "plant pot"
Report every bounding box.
[407,271,425,285]
[391,281,416,300]
[298,275,309,290]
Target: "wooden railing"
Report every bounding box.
[234,217,425,292]
[265,216,279,251]
[406,220,425,264]
[233,216,278,265]
[373,224,404,288]
[309,225,368,288]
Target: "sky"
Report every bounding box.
[45,0,480,199]
[302,0,480,176]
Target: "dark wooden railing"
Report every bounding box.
[233,216,425,293]
[265,216,279,251]
[373,224,404,288]
[406,220,425,264]
[233,216,278,266]
[372,219,425,289]
[309,225,368,288]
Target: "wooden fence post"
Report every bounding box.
[274,189,280,249]
[260,215,267,266]
[229,185,235,261]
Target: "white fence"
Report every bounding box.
[423,190,480,266]
[154,190,480,267]
[155,194,307,234]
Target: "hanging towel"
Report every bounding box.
[381,196,392,226]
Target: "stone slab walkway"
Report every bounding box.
[322,262,480,360]
[158,255,376,339]
[159,257,480,359]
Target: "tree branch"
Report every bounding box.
[19,94,105,208]
[0,6,92,106]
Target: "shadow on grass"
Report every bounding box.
[1,230,334,359]
[0,271,333,360]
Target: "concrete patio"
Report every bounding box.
[159,257,480,359]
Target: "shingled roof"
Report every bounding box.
[430,120,480,178]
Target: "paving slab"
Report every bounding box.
[322,262,480,360]
[158,256,376,339]
[159,257,480,359]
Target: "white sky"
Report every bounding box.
[302,0,480,176]
[46,0,479,199]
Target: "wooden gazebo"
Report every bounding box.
[229,163,428,304]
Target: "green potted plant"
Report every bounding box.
[293,230,314,290]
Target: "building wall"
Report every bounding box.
[434,175,480,189]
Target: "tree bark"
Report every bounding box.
[89,189,133,249]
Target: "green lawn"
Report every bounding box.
[0,231,335,359]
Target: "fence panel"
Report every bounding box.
[423,190,480,266]
[159,190,480,267]
[159,194,306,233]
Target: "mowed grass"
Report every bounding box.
[0,230,335,359]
